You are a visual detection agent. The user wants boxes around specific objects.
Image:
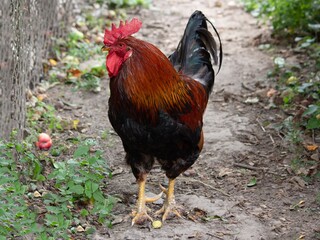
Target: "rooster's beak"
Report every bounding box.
[101,46,109,52]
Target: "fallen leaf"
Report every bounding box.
[244,97,259,104]
[68,68,82,78]
[267,88,277,98]
[76,225,85,232]
[33,191,41,198]
[37,94,48,101]
[247,177,257,187]
[274,57,285,68]
[111,216,123,225]
[305,144,318,151]
[204,215,224,222]
[73,119,80,130]
[49,59,58,66]
[290,200,305,210]
[286,76,298,85]
[112,167,124,176]
[188,208,208,222]
[62,55,80,65]
[217,167,233,178]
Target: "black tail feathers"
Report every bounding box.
[169,10,222,94]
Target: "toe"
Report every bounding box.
[131,211,153,225]
[162,206,183,222]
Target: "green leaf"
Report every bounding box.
[93,189,105,202]
[53,161,66,170]
[302,105,319,117]
[32,160,42,180]
[74,145,90,158]
[15,143,24,153]
[88,156,98,165]
[80,209,89,217]
[306,116,320,129]
[297,82,313,93]
[85,181,99,198]
[46,206,62,214]
[247,177,257,187]
[69,184,84,195]
[274,57,285,68]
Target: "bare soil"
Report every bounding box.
[49,0,320,239]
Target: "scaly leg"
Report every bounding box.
[156,178,182,221]
[131,174,163,225]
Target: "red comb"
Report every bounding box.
[104,18,142,46]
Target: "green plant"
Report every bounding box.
[277,116,303,145]
[77,72,101,92]
[48,140,115,224]
[0,135,115,239]
[27,101,62,132]
[0,137,42,237]
[268,50,320,131]
[302,105,320,129]
[104,0,151,9]
[241,0,320,37]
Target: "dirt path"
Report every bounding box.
[49,0,319,239]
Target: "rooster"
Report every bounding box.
[102,10,222,225]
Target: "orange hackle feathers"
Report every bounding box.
[104,18,142,46]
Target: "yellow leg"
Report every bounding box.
[156,179,182,222]
[131,175,163,225]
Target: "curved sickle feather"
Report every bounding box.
[205,17,223,75]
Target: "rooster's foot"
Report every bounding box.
[131,209,153,225]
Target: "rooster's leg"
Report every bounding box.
[156,178,182,221]
[131,174,163,225]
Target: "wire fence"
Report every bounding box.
[0,0,74,140]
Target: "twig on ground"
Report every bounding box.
[206,232,225,240]
[269,134,275,145]
[233,162,284,176]
[277,132,284,140]
[256,118,276,146]
[233,162,263,171]
[180,177,230,197]
[211,99,225,102]
[256,118,266,132]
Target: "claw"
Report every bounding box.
[156,179,183,222]
[131,210,153,226]
[155,204,183,221]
